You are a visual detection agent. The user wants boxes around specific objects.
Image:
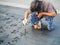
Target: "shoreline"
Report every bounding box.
[0,1,60,13]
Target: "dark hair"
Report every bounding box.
[30,0,43,13]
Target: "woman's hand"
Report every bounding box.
[37,12,44,18]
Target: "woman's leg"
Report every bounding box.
[45,16,54,30]
[31,13,41,29]
[31,13,39,25]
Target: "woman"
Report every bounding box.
[22,0,57,31]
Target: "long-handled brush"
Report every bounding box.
[24,24,26,35]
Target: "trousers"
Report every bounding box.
[30,13,54,30]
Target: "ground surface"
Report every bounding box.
[0,5,60,45]
[0,0,60,9]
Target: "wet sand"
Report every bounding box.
[0,5,60,45]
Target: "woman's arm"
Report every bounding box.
[43,12,56,16]
[24,9,31,19]
[38,12,56,18]
[22,9,31,25]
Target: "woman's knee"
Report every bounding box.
[31,13,39,25]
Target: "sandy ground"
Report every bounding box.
[0,5,60,45]
[0,0,60,9]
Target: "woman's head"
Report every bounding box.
[30,0,43,13]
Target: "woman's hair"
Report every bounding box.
[30,0,43,13]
